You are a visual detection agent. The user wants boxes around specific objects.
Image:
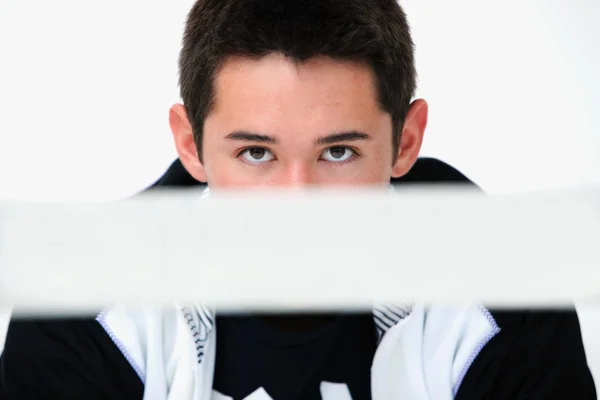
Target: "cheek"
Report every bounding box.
[210,177,264,188]
[207,162,390,188]
[317,157,393,186]
[203,161,255,188]
[203,153,277,188]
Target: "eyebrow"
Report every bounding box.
[314,131,370,145]
[225,130,371,146]
[225,131,277,144]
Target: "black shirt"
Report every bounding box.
[213,313,377,399]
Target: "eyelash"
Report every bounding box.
[235,147,268,160]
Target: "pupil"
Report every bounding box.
[330,147,345,159]
[250,148,265,159]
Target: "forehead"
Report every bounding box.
[205,53,390,139]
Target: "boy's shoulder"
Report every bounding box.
[0,314,144,399]
[456,308,596,399]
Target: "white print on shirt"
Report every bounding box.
[212,381,353,400]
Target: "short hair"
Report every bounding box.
[179,0,417,161]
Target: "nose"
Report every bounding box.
[275,163,313,188]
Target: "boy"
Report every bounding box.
[1,0,595,398]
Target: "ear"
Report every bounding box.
[391,99,428,178]
[169,103,207,182]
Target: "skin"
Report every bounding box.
[169,52,428,190]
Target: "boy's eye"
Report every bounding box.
[321,147,355,162]
[240,148,275,164]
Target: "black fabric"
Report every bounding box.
[455,309,597,400]
[0,317,144,400]
[1,158,596,399]
[213,314,377,399]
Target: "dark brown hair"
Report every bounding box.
[179,0,416,160]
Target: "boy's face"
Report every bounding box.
[170,53,428,189]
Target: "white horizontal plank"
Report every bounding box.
[0,186,599,315]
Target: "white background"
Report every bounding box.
[0,0,599,387]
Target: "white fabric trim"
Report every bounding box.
[99,303,498,400]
